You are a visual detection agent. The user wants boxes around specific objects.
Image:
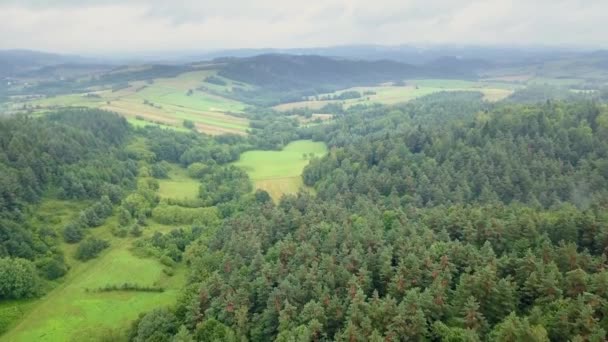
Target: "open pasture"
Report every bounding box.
[233,140,328,200]
[273,79,517,112]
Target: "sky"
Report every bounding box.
[0,0,606,54]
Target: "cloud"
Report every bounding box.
[0,0,606,54]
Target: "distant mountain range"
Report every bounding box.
[0,50,88,77]
[183,45,591,66]
[2,45,608,86]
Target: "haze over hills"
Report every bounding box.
[0,50,109,78]
[184,44,591,65]
[4,45,608,86]
[3,44,606,73]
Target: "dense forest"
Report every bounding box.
[2,90,608,341]
[0,109,255,300]
[0,111,133,272]
[119,95,608,341]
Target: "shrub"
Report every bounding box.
[130,224,143,237]
[183,120,195,129]
[152,204,220,225]
[187,162,209,178]
[0,258,42,299]
[36,256,68,280]
[151,162,170,179]
[204,75,227,86]
[63,223,85,243]
[75,238,110,261]
[112,226,129,238]
[89,283,164,293]
[159,255,175,268]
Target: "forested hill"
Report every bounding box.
[305,95,608,208]
[147,95,608,342]
[0,50,91,78]
[217,54,473,91]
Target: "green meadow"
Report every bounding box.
[158,165,200,200]
[0,195,186,341]
[233,140,328,200]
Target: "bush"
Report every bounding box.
[130,224,143,237]
[151,162,170,179]
[36,256,68,280]
[63,223,85,243]
[254,189,272,204]
[112,226,129,238]
[119,208,132,226]
[183,120,195,129]
[152,204,220,225]
[75,238,110,261]
[159,255,175,268]
[187,162,209,178]
[204,75,227,86]
[0,258,42,299]
[88,283,164,293]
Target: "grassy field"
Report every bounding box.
[273,79,517,112]
[0,199,185,342]
[26,70,251,135]
[233,140,328,200]
[158,165,200,200]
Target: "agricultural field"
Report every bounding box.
[233,140,328,200]
[0,198,185,342]
[273,79,517,112]
[24,70,251,135]
[158,165,200,200]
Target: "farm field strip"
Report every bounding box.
[22,70,251,135]
[274,80,517,111]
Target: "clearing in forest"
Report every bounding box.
[0,200,185,342]
[233,140,328,200]
[158,165,200,200]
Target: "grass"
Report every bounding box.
[0,199,186,342]
[233,140,328,200]
[23,69,251,136]
[158,165,200,200]
[273,79,517,112]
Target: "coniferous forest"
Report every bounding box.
[160,96,608,341]
[4,89,608,340]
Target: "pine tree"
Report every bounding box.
[489,313,549,342]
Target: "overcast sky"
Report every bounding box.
[0,0,606,54]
